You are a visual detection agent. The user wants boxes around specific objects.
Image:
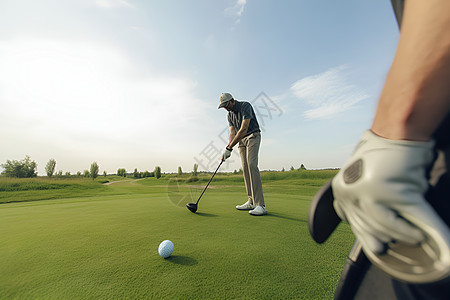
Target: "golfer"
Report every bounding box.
[331,0,450,298]
[218,93,267,216]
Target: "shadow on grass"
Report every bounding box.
[266,212,307,223]
[194,212,218,217]
[166,255,198,266]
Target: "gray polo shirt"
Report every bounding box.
[227,100,260,136]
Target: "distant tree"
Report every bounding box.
[300,164,307,170]
[193,164,198,176]
[178,166,183,176]
[77,171,82,177]
[83,170,90,177]
[1,156,37,178]
[154,166,161,179]
[45,158,56,177]
[65,172,71,176]
[117,168,127,177]
[133,168,140,178]
[103,171,107,177]
[281,168,285,172]
[233,169,238,174]
[290,166,294,171]
[90,162,99,180]
[57,170,63,177]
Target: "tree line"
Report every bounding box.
[0,156,166,180]
[118,166,161,179]
[1,156,308,179]
[0,156,102,179]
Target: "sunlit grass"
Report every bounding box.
[0,171,352,299]
[0,176,112,203]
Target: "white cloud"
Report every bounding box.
[0,39,208,173]
[290,65,368,120]
[225,0,247,23]
[94,0,134,9]
[235,0,247,16]
[0,38,202,121]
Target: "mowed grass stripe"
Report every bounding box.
[0,173,352,299]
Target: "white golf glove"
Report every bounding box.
[222,147,232,161]
[332,130,450,256]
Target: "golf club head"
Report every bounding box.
[308,179,341,243]
[309,180,450,283]
[186,160,223,214]
[186,203,197,213]
[366,220,450,283]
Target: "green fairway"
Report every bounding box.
[0,171,354,299]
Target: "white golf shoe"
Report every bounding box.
[236,200,255,210]
[249,205,267,216]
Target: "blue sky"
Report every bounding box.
[0,0,400,174]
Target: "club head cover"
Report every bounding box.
[308,179,341,243]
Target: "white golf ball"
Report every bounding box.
[158,240,174,258]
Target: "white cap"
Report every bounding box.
[218,93,233,109]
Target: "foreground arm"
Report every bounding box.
[331,0,450,281]
[372,0,450,141]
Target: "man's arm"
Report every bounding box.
[330,0,450,282]
[372,0,450,141]
[228,126,237,147]
[227,119,250,149]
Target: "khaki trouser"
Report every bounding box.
[238,132,265,207]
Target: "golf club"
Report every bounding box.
[186,159,224,213]
[308,178,450,284]
[308,179,340,243]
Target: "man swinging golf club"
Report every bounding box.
[218,93,267,216]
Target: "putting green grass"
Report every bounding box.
[0,172,354,299]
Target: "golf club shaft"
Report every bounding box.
[334,240,368,300]
[196,160,223,204]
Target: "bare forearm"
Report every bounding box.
[228,129,247,149]
[371,0,450,141]
[228,132,236,147]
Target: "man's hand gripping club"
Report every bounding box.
[222,147,232,161]
[332,130,450,258]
